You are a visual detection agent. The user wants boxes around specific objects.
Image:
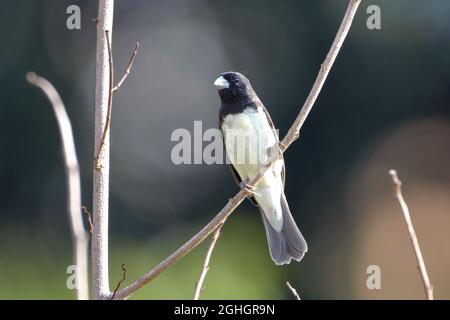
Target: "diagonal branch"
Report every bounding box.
[279,0,360,152]
[389,170,434,300]
[113,0,361,300]
[193,224,223,300]
[26,72,90,300]
[113,42,140,92]
[111,264,127,300]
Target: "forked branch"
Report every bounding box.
[113,0,361,300]
[193,225,223,300]
[92,0,138,299]
[94,31,139,170]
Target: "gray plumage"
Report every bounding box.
[260,194,307,264]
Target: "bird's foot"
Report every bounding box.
[239,179,261,197]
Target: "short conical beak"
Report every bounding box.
[214,76,229,89]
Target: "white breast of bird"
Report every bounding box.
[221,106,284,230]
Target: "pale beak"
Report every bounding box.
[214,76,229,89]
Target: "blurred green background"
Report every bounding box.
[1,0,450,299]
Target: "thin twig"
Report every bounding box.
[82,206,94,234]
[389,170,434,300]
[113,0,361,300]
[286,281,301,300]
[94,29,114,170]
[26,72,90,300]
[94,35,139,170]
[193,225,223,300]
[111,264,127,300]
[113,42,140,92]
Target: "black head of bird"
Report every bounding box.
[214,71,257,106]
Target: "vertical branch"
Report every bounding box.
[193,225,223,300]
[389,170,434,300]
[93,0,114,299]
[26,72,90,300]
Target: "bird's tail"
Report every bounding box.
[260,194,308,265]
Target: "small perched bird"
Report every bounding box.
[214,71,308,265]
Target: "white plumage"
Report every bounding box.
[221,107,284,232]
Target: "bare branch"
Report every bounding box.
[111,264,127,300]
[113,42,140,92]
[26,72,90,300]
[113,0,361,300]
[93,1,139,299]
[280,0,361,151]
[92,0,114,300]
[286,281,301,300]
[193,225,223,300]
[95,37,139,170]
[388,170,434,300]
